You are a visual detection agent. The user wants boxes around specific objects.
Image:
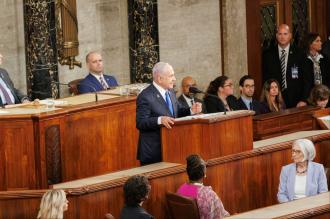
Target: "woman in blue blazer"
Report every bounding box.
[277,139,328,203]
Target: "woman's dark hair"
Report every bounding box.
[205,75,229,96]
[308,84,330,106]
[123,175,151,207]
[303,32,320,54]
[186,154,206,181]
[260,79,285,112]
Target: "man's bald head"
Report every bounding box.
[276,24,292,48]
[181,76,197,96]
[86,52,104,75]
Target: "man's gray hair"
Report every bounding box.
[293,139,316,161]
[152,62,173,78]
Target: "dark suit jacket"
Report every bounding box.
[120,206,154,219]
[0,68,28,105]
[204,95,239,113]
[322,38,330,59]
[236,97,269,115]
[136,84,190,163]
[262,44,305,108]
[301,54,330,100]
[78,73,118,94]
[177,94,206,113]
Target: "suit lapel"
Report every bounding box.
[0,70,19,103]
[288,164,296,200]
[150,84,172,116]
[305,162,313,196]
[169,90,177,117]
[87,74,103,90]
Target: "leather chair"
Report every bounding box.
[68,78,83,95]
[166,192,200,219]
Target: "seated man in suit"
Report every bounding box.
[136,62,202,165]
[178,76,205,112]
[78,52,118,94]
[237,75,268,115]
[0,53,29,106]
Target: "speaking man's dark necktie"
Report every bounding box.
[165,91,174,116]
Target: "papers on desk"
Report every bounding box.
[174,112,224,121]
[39,99,68,106]
[318,115,330,129]
[0,110,9,114]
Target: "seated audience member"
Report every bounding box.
[237,75,268,115]
[37,189,68,219]
[277,139,328,203]
[78,52,118,94]
[177,154,229,219]
[260,79,285,112]
[308,84,330,108]
[301,33,330,100]
[120,175,154,219]
[178,76,206,113]
[0,52,29,106]
[203,75,238,113]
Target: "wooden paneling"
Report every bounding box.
[0,132,329,218]
[253,106,319,140]
[0,97,139,190]
[162,112,254,163]
[0,118,37,190]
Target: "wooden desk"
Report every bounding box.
[253,106,319,140]
[162,110,254,163]
[0,93,139,190]
[227,192,330,219]
[0,130,329,218]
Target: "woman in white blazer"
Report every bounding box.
[277,139,328,203]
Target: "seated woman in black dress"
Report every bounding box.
[120,175,154,219]
[203,76,238,113]
[260,79,286,112]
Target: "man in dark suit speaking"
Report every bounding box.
[0,53,29,106]
[136,62,202,165]
[78,52,118,94]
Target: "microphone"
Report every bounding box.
[53,81,98,102]
[189,86,227,115]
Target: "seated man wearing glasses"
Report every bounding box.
[236,75,269,115]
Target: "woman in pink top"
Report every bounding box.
[177,154,229,219]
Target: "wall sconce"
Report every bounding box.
[56,0,81,69]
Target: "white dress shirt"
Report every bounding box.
[90,72,108,88]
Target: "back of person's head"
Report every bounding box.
[205,75,228,96]
[308,84,330,107]
[123,175,151,207]
[37,189,67,219]
[186,154,206,181]
[239,75,253,87]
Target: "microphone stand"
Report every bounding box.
[53,81,98,102]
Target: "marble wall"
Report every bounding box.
[0,0,248,97]
[158,0,222,93]
[0,0,26,91]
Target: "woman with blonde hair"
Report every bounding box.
[260,79,286,112]
[37,189,68,219]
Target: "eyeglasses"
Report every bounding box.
[223,83,233,87]
[292,149,302,154]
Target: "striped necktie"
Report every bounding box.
[280,49,287,90]
[99,76,108,90]
[0,82,13,104]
